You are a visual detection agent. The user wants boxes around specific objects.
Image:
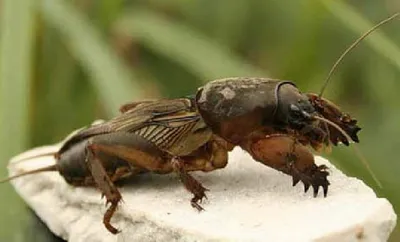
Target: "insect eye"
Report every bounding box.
[290,104,300,113]
[290,103,313,121]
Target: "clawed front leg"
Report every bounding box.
[250,135,330,197]
[287,156,330,197]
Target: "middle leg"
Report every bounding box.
[172,136,230,210]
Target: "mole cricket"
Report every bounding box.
[2,13,398,234]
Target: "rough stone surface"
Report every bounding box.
[7,144,397,242]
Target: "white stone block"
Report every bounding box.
[7,144,397,242]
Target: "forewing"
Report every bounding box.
[58,98,199,154]
[119,100,156,113]
[131,110,202,151]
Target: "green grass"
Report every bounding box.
[0,0,36,240]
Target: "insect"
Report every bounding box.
[2,13,398,235]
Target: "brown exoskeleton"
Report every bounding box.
[2,12,397,235]
[2,99,234,233]
[2,84,356,233]
[3,98,233,234]
[1,80,359,234]
[195,77,360,197]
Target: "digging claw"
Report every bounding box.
[292,176,300,186]
[303,182,310,193]
[312,184,319,197]
[291,164,330,197]
[323,185,329,197]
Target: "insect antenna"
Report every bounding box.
[315,12,399,188]
[0,164,58,183]
[319,12,399,97]
[312,115,382,188]
[9,151,58,165]
[0,151,59,183]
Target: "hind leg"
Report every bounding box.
[85,146,122,234]
[84,132,170,234]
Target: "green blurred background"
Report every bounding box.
[0,0,399,241]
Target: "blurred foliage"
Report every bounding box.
[0,0,399,241]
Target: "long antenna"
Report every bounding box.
[8,151,57,165]
[319,12,400,97]
[0,164,57,183]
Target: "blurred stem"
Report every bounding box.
[97,0,124,30]
[0,0,37,241]
[39,0,144,116]
[115,8,267,80]
[0,0,36,162]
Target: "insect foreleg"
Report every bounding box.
[249,135,330,197]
